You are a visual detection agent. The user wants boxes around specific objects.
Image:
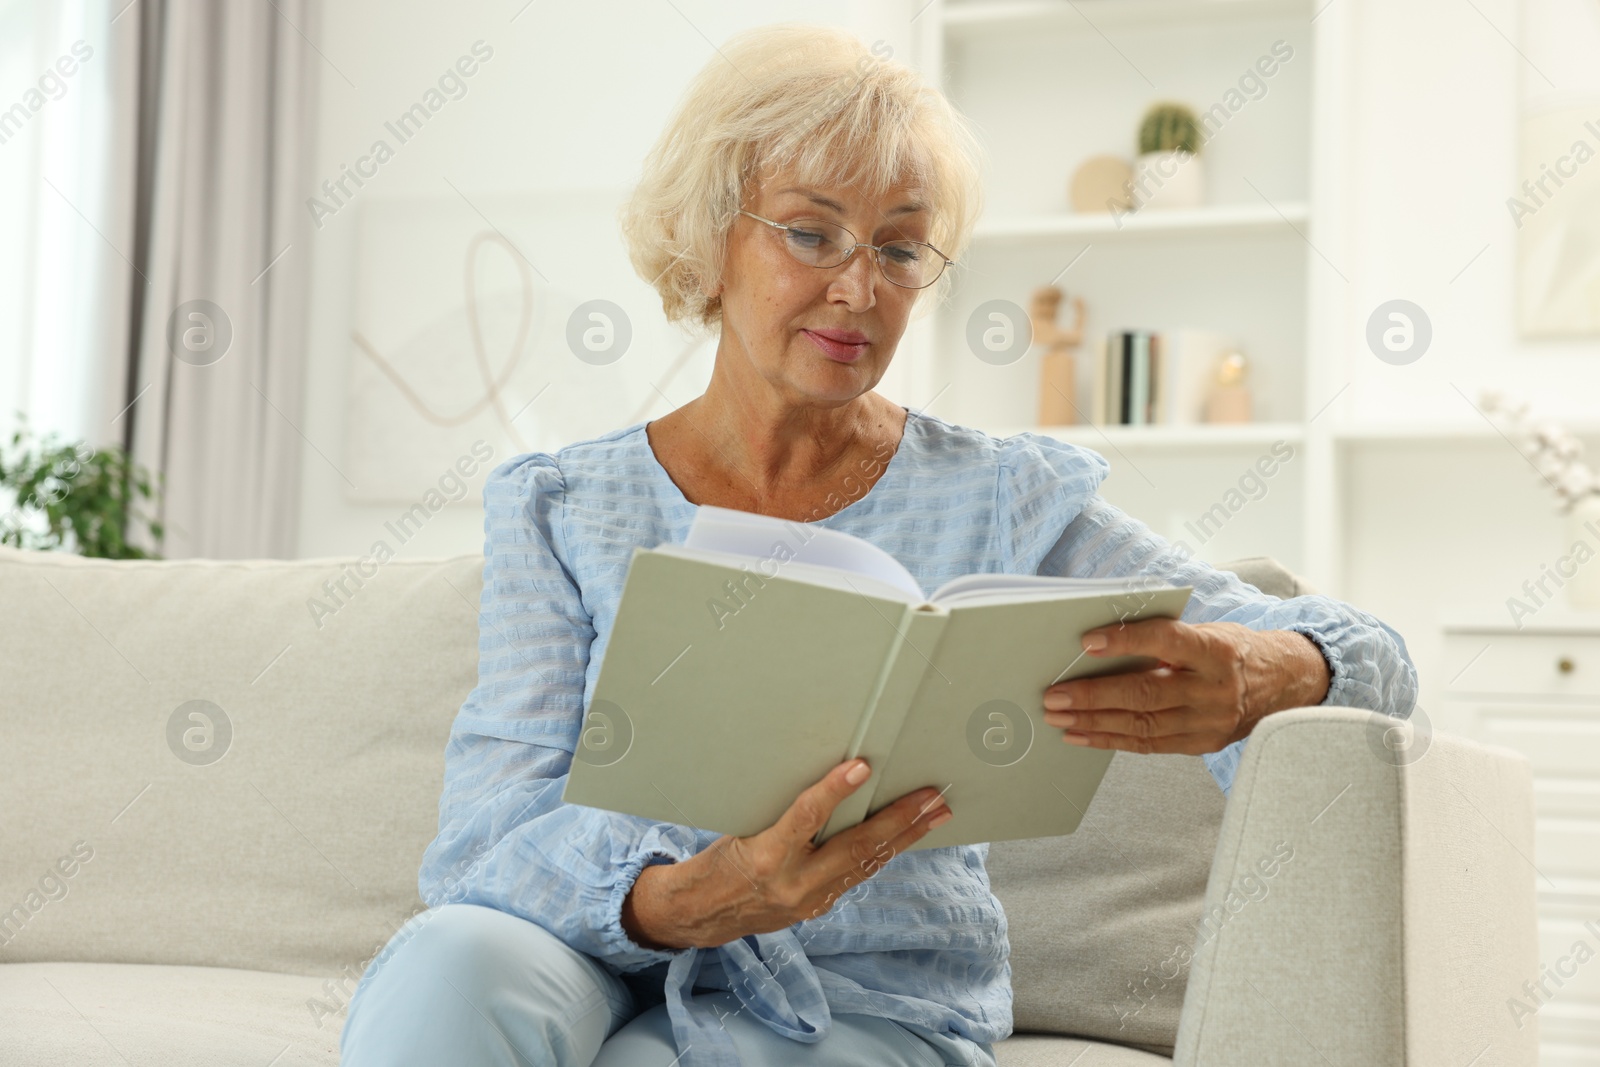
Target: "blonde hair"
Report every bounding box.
[618,22,986,332]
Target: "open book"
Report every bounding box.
[561,505,1193,851]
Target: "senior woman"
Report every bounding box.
[342,22,1417,1067]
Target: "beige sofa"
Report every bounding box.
[1,545,1539,1065]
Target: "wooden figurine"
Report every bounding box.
[1029,285,1086,425]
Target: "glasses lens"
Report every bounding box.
[879,241,942,289]
[778,218,946,289]
[782,220,852,267]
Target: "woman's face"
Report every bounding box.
[713,164,932,408]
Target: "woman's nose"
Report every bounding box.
[830,247,879,305]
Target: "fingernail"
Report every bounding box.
[1063,733,1090,745]
[1083,633,1107,651]
[927,811,953,829]
[845,760,870,785]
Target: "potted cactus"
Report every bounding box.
[1130,102,1206,211]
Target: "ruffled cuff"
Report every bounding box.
[1283,622,1343,708]
[598,825,700,974]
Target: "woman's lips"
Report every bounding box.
[803,329,869,362]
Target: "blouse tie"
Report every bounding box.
[663,928,831,1066]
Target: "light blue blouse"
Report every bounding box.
[419,407,1418,1067]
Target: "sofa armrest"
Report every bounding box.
[1172,706,1539,1067]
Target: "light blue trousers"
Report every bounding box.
[340,904,998,1067]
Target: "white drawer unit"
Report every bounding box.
[1442,614,1600,1065]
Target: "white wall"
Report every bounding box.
[293,0,1600,729]
[1333,0,1600,717]
[294,0,896,560]
[1339,0,1594,426]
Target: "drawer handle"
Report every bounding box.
[1557,656,1576,674]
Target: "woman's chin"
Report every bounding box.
[781,349,876,395]
[795,366,877,403]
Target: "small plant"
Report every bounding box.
[1481,390,1600,514]
[1138,102,1203,156]
[0,414,165,557]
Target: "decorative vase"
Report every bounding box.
[1069,154,1135,214]
[1567,493,1600,610]
[1202,351,1252,424]
[1131,150,1205,211]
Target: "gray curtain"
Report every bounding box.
[120,0,318,558]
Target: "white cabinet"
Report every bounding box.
[1442,616,1600,1064]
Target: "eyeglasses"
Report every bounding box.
[737,210,954,290]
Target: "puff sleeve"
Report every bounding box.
[417,452,702,973]
[997,433,1419,795]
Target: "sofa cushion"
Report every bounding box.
[983,556,1306,1058]
[0,961,341,1065]
[995,1033,1172,1066]
[1215,555,1319,599]
[987,752,1225,1058]
[1,960,1175,1067]
[0,547,483,978]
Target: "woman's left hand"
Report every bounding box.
[1041,619,1331,756]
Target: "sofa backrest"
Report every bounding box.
[985,554,1315,1056]
[0,546,483,979]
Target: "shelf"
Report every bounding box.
[982,421,1305,448]
[971,202,1310,244]
[1335,420,1600,443]
[1440,610,1600,634]
[942,0,1309,36]
[960,419,1600,447]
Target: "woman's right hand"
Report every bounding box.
[621,759,953,951]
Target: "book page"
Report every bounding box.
[929,572,1181,604]
[681,504,925,601]
[649,545,918,605]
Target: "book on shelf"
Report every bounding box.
[1130,332,1145,425]
[1103,329,1159,425]
[1096,327,1235,428]
[561,505,1193,852]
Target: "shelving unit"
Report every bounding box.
[972,201,1309,244]
[988,421,1303,449]
[908,0,1323,577]
[1334,420,1600,443]
[941,0,1309,34]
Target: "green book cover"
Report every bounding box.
[1132,331,1150,425]
[562,506,1192,852]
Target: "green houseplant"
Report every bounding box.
[1131,101,1206,211]
[0,415,165,558]
[1138,102,1203,156]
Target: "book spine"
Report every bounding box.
[1103,332,1115,427]
[1104,331,1120,427]
[1119,332,1132,425]
[814,605,953,846]
[1145,331,1158,422]
[1131,332,1149,426]
[1152,332,1167,424]
[1092,333,1107,426]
